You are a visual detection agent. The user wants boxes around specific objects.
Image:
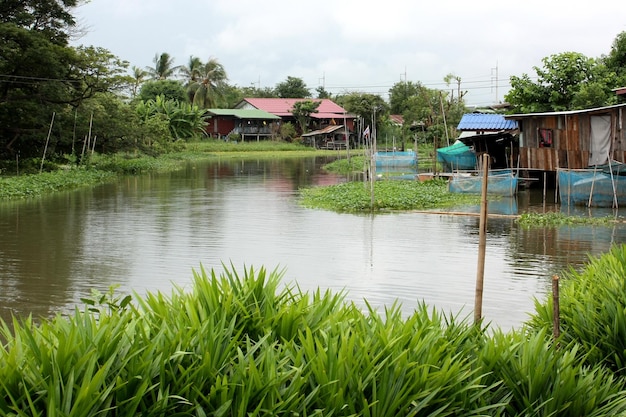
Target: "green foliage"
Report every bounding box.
[528,244,626,378]
[185,57,229,109]
[315,85,332,99]
[336,92,388,123]
[279,122,297,141]
[478,329,626,416]
[300,179,480,212]
[505,52,617,112]
[135,95,207,140]
[145,52,180,80]
[0,3,130,160]
[291,99,320,133]
[602,31,626,86]
[1,263,626,415]
[1,0,78,44]
[0,168,116,199]
[137,80,187,103]
[274,76,310,98]
[322,156,366,174]
[517,212,615,227]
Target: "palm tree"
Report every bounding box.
[179,55,203,86]
[130,66,148,98]
[187,57,228,109]
[145,52,179,80]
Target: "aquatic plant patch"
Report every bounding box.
[300,179,480,212]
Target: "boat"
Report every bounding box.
[558,164,626,207]
[436,141,477,171]
[448,169,518,196]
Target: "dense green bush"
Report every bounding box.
[528,244,626,378]
[2,262,626,415]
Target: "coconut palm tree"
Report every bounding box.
[179,55,203,86]
[186,57,228,109]
[130,66,148,98]
[146,52,179,80]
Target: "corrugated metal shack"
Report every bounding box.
[505,104,626,172]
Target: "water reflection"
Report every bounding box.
[1,157,626,330]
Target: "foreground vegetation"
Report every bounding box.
[3,247,626,415]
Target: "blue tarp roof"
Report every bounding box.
[457,113,518,131]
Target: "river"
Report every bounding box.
[1,156,625,330]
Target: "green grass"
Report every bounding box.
[300,178,481,212]
[0,168,117,200]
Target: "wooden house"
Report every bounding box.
[235,98,355,137]
[504,104,626,173]
[454,113,519,170]
[205,109,280,141]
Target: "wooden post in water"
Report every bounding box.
[552,275,560,342]
[474,153,490,324]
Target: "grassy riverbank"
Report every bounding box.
[3,250,626,415]
[0,141,353,200]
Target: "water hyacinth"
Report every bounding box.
[0,263,625,416]
[299,179,480,212]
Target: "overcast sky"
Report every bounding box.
[72,0,626,107]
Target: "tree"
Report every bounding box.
[0,22,129,158]
[388,81,425,114]
[602,31,626,86]
[186,57,228,109]
[135,95,207,141]
[130,66,148,98]
[291,100,320,133]
[137,80,186,103]
[275,76,310,98]
[505,52,615,112]
[316,86,331,99]
[179,55,203,85]
[0,0,79,45]
[336,92,388,145]
[146,52,179,80]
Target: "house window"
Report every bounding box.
[538,128,553,148]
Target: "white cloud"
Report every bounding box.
[73,0,626,106]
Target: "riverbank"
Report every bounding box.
[0,141,350,200]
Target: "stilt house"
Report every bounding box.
[504,104,626,173]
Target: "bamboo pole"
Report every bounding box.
[552,275,560,343]
[40,112,56,173]
[474,153,490,324]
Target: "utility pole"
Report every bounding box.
[491,62,499,103]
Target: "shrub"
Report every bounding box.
[528,244,626,377]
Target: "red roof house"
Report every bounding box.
[235,98,355,133]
